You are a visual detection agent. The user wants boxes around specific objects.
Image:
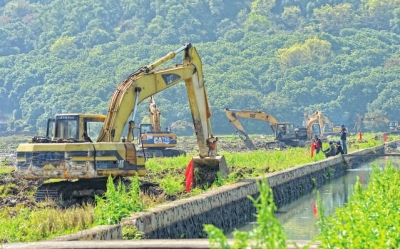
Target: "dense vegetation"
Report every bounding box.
[205,162,400,249]
[0,132,389,242]
[1,0,400,135]
[317,162,400,248]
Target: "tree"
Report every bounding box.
[313,4,355,35]
[361,0,399,30]
[276,37,332,69]
[281,6,303,31]
[390,8,400,34]
[244,12,272,32]
[250,0,275,16]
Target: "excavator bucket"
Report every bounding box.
[192,155,229,187]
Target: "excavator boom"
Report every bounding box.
[225,108,279,149]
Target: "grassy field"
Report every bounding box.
[0,132,397,243]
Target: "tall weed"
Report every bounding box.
[204,179,287,249]
[94,175,143,225]
[0,204,94,243]
[317,162,400,248]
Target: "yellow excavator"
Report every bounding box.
[14,43,228,201]
[137,96,186,158]
[169,120,194,134]
[320,116,342,135]
[303,112,341,136]
[354,115,400,134]
[225,109,324,149]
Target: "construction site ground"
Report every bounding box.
[0,134,272,211]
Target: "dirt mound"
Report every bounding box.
[0,171,41,209]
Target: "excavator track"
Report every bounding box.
[137,149,186,159]
[35,178,109,202]
[35,178,163,202]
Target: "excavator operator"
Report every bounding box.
[277,125,286,138]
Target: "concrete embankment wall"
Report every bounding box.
[49,142,395,241]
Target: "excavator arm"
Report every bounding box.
[225,109,279,149]
[149,96,161,131]
[97,43,217,158]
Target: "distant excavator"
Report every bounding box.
[225,108,325,149]
[354,114,400,134]
[169,120,195,134]
[137,96,186,158]
[303,112,341,136]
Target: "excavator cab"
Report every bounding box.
[30,114,105,143]
[43,114,105,142]
[270,122,307,148]
[274,123,307,140]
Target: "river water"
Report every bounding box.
[229,156,400,240]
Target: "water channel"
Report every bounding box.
[229,156,400,240]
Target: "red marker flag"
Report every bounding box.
[383,133,387,142]
[359,132,362,141]
[310,142,316,158]
[312,203,318,218]
[185,158,194,192]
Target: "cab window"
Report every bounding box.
[55,117,78,139]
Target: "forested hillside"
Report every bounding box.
[1,0,400,135]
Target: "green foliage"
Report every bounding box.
[1,0,400,140]
[317,162,400,248]
[94,175,143,225]
[244,12,272,32]
[122,226,144,240]
[159,174,184,196]
[204,179,287,249]
[277,37,332,69]
[313,4,355,35]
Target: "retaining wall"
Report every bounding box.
[50,141,396,241]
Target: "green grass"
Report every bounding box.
[0,165,13,176]
[0,133,398,243]
[0,204,95,243]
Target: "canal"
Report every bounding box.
[229,156,400,240]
